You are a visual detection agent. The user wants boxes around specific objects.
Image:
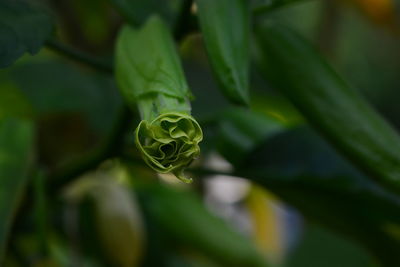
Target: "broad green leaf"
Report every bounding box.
[0,0,53,68]
[213,107,400,265]
[286,225,378,267]
[250,92,303,127]
[0,59,122,186]
[0,84,34,261]
[255,23,400,194]
[196,0,250,105]
[10,60,122,134]
[216,107,285,166]
[137,184,271,267]
[0,118,34,261]
[6,59,122,177]
[241,127,400,266]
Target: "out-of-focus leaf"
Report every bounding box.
[0,84,34,261]
[93,183,144,267]
[245,127,361,178]
[213,106,400,265]
[6,59,122,171]
[137,183,271,267]
[332,8,400,128]
[0,81,33,120]
[64,171,145,267]
[0,118,34,261]
[70,0,113,45]
[286,225,377,267]
[180,35,231,119]
[110,0,182,26]
[10,60,121,134]
[216,108,285,166]
[348,0,397,27]
[240,127,400,266]
[196,0,250,105]
[0,0,53,68]
[250,92,303,127]
[255,23,400,194]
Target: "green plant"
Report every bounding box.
[1,0,400,266]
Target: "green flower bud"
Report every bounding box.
[115,15,203,182]
[135,112,202,183]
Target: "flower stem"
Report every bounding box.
[45,39,114,73]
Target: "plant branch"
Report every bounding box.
[45,39,114,73]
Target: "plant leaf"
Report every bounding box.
[10,60,122,134]
[0,80,34,262]
[214,107,400,265]
[286,225,377,267]
[242,127,400,266]
[137,183,271,267]
[0,117,34,261]
[196,0,250,105]
[64,172,145,267]
[255,23,400,194]
[216,107,285,166]
[0,0,53,68]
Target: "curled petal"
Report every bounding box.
[135,112,203,182]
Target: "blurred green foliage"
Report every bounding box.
[1,0,400,266]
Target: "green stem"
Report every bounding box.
[34,170,48,256]
[45,39,114,73]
